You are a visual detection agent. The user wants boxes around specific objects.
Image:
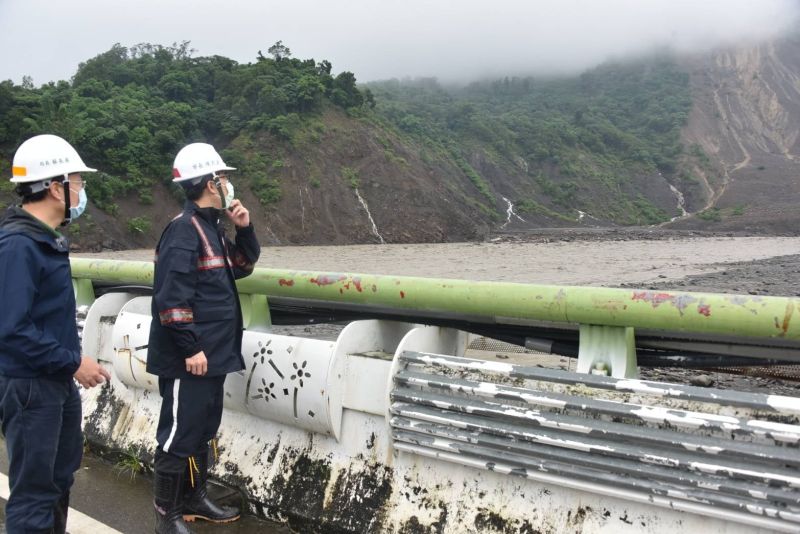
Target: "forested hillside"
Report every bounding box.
[1,42,502,247]
[2,39,796,249]
[0,42,379,244]
[369,58,695,225]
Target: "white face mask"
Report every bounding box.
[61,180,87,226]
[223,180,234,209]
[69,187,87,221]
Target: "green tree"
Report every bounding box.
[267,41,291,61]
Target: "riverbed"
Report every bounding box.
[76,235,800,290]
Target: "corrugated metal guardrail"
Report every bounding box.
[390,351,800,530]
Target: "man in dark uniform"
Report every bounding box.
[147,143,260,534]
[0,134,110,534]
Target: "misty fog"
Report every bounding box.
[1,0,798,85]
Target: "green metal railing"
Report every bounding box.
[70,257,800,341]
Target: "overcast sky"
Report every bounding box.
[1,0,798,86]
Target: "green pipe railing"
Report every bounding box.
[70,258,800,341]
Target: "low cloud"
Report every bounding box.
[1,0,798,85]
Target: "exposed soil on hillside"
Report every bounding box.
[672,36,800,233]
[51,108,498,252]
[5,36,797,252]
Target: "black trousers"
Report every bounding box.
[155,375,225,473]
[0,377,82,533]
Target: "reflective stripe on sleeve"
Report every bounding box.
[159,308,194,325]
[197,256,227,270]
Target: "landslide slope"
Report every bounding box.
[669,34,800,232]
[3,38,800,250]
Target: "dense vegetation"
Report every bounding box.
[368,58,693,223]
[0,41,371,213]
[0,42,694,232]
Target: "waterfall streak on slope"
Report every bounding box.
[576,210,600,223]
[355,188,386,244]
[669,184,689,222]
[501,196,526,229]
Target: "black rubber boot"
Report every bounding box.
[183,450,240,523]
[154,468,194,534]
[52,492,69,534]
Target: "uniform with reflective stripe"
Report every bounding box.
[147,201,260,378]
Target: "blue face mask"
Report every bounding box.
[68,187,87,221]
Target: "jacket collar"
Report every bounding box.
[0,206,69,252]
[185,201,221,228]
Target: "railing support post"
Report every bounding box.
[240,294,272,332]
[72,278,95,308]
[577,324,637,378]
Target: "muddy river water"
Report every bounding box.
[77,236,800,289]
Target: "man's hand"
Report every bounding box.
[74,356,111,389]
[225,199,250,228]
[185,351,208,376]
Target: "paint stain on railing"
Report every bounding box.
[779,301,794,335]
[310,274,347,286]
[306,274,373,294]
[631,291,697,315]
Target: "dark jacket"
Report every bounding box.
[0,206,81,380]
[147,202,260,378]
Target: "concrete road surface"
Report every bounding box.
[0,440,291,533]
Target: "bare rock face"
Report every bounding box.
[673,34,800,233]
[244,112,495,245]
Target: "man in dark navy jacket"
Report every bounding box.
[0,134,110,534]
[147,143,260,534]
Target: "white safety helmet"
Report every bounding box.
[171,143,235,183]
[10,134,96,184]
